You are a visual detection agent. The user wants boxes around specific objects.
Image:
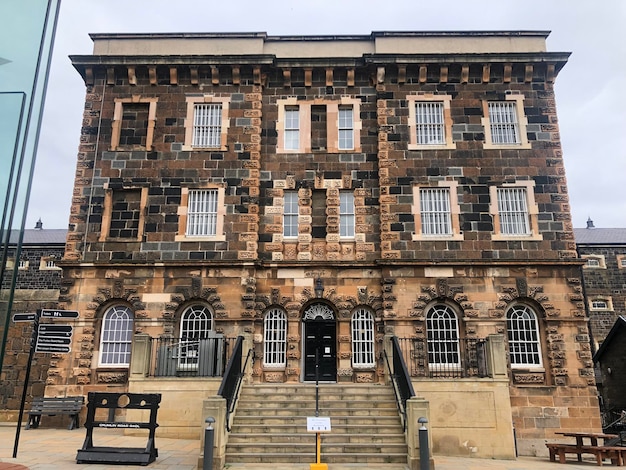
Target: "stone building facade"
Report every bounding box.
[575,221,626,349]
[0,223,66,418]
[46,31,600,455]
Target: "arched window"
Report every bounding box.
[426,304,460,371]
[263,308,287,367]
[506,304,542,368]
[99,305,134,366]
[351,308,375,368]
[179,305,214,370]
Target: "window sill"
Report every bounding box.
[412,233,464,241]
[483,142,532,150]
[491,233,543,242]
[408,143,456,151]
[175,234,226,242]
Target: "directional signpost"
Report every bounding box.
[12,313,37,322]
[36,324,73,353]
[41,309,79,319]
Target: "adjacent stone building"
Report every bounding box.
[0,222,66,419]
[41,30,601,457]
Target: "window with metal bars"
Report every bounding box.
[178,305,213,370]
[506,305,542,367]
[186,189,218,236]
[284,106,300,150]
[415,101,445,145]
[340,191,355,238]
[283,191,299,238]
[591,299,609,310]
[99,305,134,366]
[263,308,287,367]
[420,188,452,236]
[497,187,530,235]
[338,106,354,150]
[488,101,520,145]
[192,103,222,148]
[426,305,460,370]
[351,308,375,368]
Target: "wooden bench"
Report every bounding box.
[547,442,626,466]
[26,396,84,430]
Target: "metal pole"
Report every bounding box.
[418,417,429,470]
[315,347,319,417]
[203,416,215,470]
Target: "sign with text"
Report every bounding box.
[307,417,331,432]
[41,309,79,319]
[35,323,73,353]
[12,313,36,322]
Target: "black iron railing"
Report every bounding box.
[218,335,253,432]
[383,336,416,431]
[150,334,232,377]
[396,337,487,378]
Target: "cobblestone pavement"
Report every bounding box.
[0,424,609,469]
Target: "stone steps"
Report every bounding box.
[225,383,408,465]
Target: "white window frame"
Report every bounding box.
[426,304,460,371]
[283,191,299,239]
[482,94,531,149]
[412,181,463,241]
[407,95,455,150]
[490,181,542,241]
[506,305,543,369]
[99,305,134,367]
[340,191,355,238]
[263,308,287,368]
[497,187,530,235]
[183,95,230,151]
[338,106,354,150]
[582,254,606,269]
[277,98,362,154]
[192,103,223,148]
[177,186,226,241]
[617,255,626,269]
[178,305,214,371]
[351,308,375,368]
[589,297,613,311]
[420,188,452,236]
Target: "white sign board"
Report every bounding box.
[307,416,331,432]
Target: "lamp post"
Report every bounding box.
[314,277,324,298]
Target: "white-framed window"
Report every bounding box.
[416,101,445,145]
[283,190,299,238]
[340,191,355,238]
[277,98,362,153]
[506,305,542,368]
[412,182,463,241]
[263,308,287,368]
[488,101,520,145]
[192,103,222,148]
[407,95,454,150]
[351,308,375,368]
[582,255,606,269]
[186,189,218,236]
[179,305,214,371]
[18,259,29,270]
[338,106,354,150]
[183,95,230,150]
[618,256,626,269]
[284,106,300,151]
[482,95,530,149]
[99,305,134,367]
[419,188,452,236]
[589,298,613,311]
[426,304,460,370]
[490,182,541,240]
[497,187,530,235]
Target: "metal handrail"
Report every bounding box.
[383,336,416,431]
[217,336,253,432]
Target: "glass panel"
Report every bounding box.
[100,306,133,366]
[192,103,222,148]
[426,305,460,369]
[284,106,300,150]
[283,191,299,238]
[263,308,287,367]
[338,107,354,150]
[489,101,520,144]
[351,308,374,367]
[506,305,542,367]
[340,192,355,238]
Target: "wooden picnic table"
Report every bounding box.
[548,432,621,466]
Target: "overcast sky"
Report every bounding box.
[28,0,626,229]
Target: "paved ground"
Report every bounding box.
[0,423,612,469]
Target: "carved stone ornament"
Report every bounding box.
[513,372,545,384]
[302,303,335,320]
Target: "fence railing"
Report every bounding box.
[218,335,253,432]
[384,336,416,431]
[148,334,233,377]
[396,337,487,378]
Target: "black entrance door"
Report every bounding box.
[304,320,336,382]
